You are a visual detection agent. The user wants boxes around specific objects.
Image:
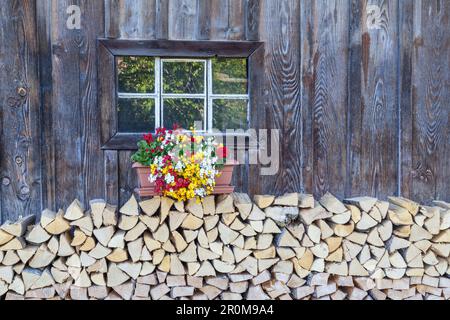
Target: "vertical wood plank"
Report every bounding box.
[168,0,198,40]
[107,0,157,39]
[156,0,169,39]
[119,151,138,206]
[399,0,414,199]
[37,0,56,212]
[301,0,350,199]
[51,0,105,209]
[408,0,449,203]
[105,150,119,205]
[257,0,301,196]
[246,0,262,197]
[0,0,42,222]
[106,0,160,204]
[349,0,399,199]
[210,0,246,40]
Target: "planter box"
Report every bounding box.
[133,161,238,197]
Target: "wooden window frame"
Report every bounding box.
[98,39,264,151]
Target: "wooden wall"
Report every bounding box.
[0,0,449,222]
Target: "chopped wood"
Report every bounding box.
[299,205,332,225]
[265,206,299,227]
[181,214,203,230]
[64,199,85,221]
[388,205,414,226]
[90,199,106,229]
[254,195,275,209]
[139,197,161,216]
[345,197,378,212]
[202,195,216,216]
[232,193,253,219]
[118,215,139,231]
[44,211,70,235]
[389,197,419,216]
[319,193,347,214]
[274,193,298,206]
[1,215,35,237]
[102,204,118,226]
[120,195,139,216]
[25,225,51,244]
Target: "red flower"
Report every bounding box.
[143,133,153,144]
[172,123,180,130]
[217,146,228,159]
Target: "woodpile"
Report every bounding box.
[0,193,449,300]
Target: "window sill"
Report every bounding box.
[102,132,257,151]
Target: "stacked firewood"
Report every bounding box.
[0,192,449,300]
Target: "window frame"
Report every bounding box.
[98,39,264,151]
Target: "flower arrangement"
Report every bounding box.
[131,126,229,202]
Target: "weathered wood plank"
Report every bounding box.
[349,0,399,199]
[257,0,301,196]
[50,0,105,209]
[301,0,349,199]
[0,0,42,222]
[168,0,198,40]
[407,0,450,203]
[105,150,119,205]
[37,0,56,212]
[210,0,246,40]
[106,0,157,39]
[119,151,138,206]
[399,0,414,199]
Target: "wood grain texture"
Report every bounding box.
[257,0,302,196]
[349,0,399,200]
[37,0,56,212]
[408,0,450,203]
[168,0,198,40]
[301,0,350,199]
[0,0,42,221]
[50,0,105,209]
[106,0,157,39]
[210,0,246,40]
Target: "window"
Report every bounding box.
[116,57,249,133]
[98,39,264,150]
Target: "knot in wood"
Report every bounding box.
[20,185,30,195]
[2,177,11,186]
[17,87,27,97]
[15,156,23,165]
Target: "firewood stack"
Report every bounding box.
[0,192,449,300]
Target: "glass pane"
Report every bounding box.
[163,98,204,130]
[118,98,155,133]
[117,56,155,93]
[212,58,248,95]
[163,61,205,94]
[212,99,248,131]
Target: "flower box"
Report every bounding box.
[133,161,239,197]
[130,126,239,200]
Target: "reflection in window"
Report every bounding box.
[213,99,248,131]
[163,98,204,130]
[118,98,155,133]
[117,56,155,93]
[212,58,248,95]
[116,57,249,133]
[163,61,205,94]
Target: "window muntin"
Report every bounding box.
[116,57,248,133]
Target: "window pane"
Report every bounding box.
[163,61,205,94]
[163,98,204,130]
[118,98,155,133]
[213,99,248,131]
[117,56,155,93]
[212,58,248,95]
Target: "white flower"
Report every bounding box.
[148,174,157,183]
[165,174,175,184]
